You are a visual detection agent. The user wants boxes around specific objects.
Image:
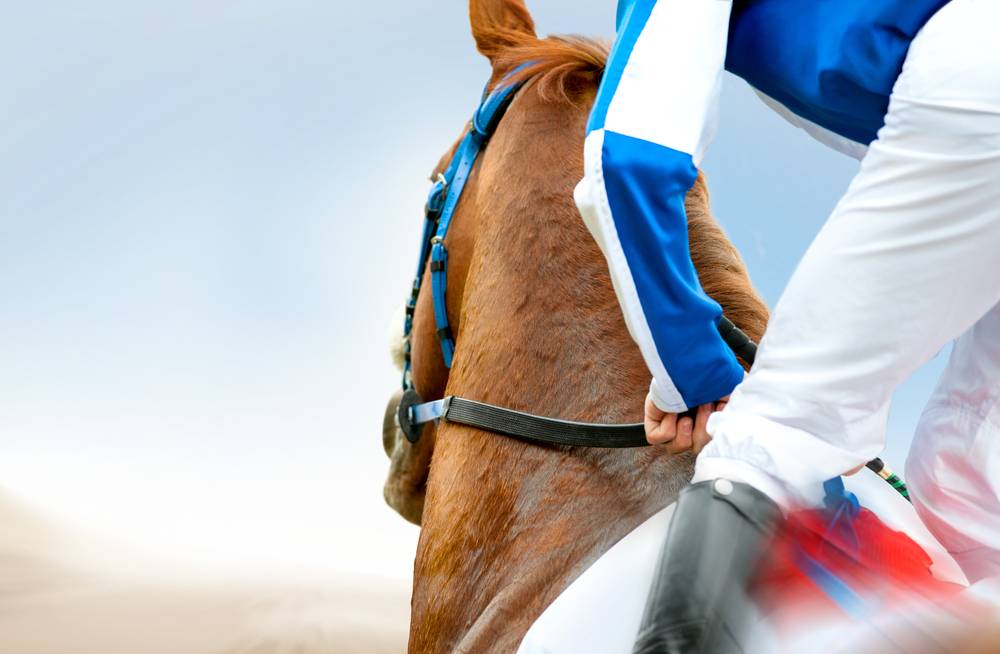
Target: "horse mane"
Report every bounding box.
[491,35,610,105]
[489,29,770,345]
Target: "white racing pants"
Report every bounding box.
[697,0,1000,584]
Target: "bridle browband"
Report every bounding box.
[395,69,907,500]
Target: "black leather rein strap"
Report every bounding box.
[444,396,649,448]
[718,315,758,364]
[398,316,753,448]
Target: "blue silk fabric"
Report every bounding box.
[726,0,952,145]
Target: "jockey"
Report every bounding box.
[574,0,1000,650]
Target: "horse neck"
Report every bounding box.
[408,92,694,652]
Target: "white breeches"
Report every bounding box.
[907,307,1000,584]
[695,0,1000,583]
[518,472,971,654]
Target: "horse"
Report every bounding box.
[382,1,769,651]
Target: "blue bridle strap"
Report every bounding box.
[430,241,454,365]
[401,177,446,388]
[402,65,531,388]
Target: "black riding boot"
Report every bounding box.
[633,479,781,654]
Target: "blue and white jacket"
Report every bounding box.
[575,0,951,412]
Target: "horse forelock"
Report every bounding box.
[491,34,610,105]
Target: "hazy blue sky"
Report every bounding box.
[0,1,947,580]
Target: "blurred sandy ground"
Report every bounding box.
[0,487,410,654]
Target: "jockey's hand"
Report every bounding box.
[644,392,729,456]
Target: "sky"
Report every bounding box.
[0,1,948,582]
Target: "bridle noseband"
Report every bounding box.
[393,69,907,501]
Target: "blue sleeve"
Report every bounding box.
[574,0,744,412]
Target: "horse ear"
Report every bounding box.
[469,0,537,68]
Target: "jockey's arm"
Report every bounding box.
[574,0,743,422]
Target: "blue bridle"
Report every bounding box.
[401,67,530,391]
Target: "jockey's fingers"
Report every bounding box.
[665,418,693,454]
[692,404,714,455]
[646,413,678,445]
[694,402,711,437]
[644,412,664,443]
[644,393,667,422]
[677,416,693,443]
